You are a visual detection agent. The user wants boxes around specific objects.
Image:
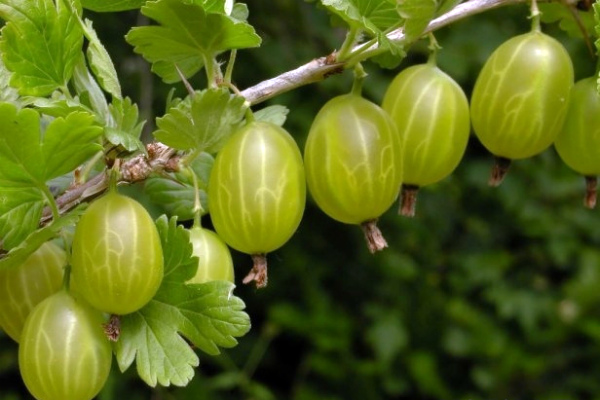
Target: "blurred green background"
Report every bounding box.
[2,1,600,399]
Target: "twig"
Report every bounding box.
[240,0,529,105]
[42,0,527,223]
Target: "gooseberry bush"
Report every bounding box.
[0,0,599,398]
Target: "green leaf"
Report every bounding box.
[105,97,146,152]
[0,204,87,270]
[80,18,122,99]
[371,32,406,69]
[22,97,91,118]
[42,112,103,180]
[82,0,146,12]
[436,0,461,16]
[72,55,109,120]
[0,54,19,105]
[397,0,437,41]
[0,103,102,249]
[155,88,247,153]
[125,0,261,83]
[145,153,213,221]
[254,105,289,126]
[114,216,250,387]
[0,0,84,96]
[0,188,45,250]
[540,3,595,40]
[320,0,399,31]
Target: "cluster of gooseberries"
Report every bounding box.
[2,4,598,400]
[0,184,233,400]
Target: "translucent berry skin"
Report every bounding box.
[0,242,65,342]
[187,227,234,284]
[18,291,112,400]
[71,191,164,315]
[382,63,470,186]
[554,77,600,176]
[304,94,402,224]
[470,31,574,160]
[208,121,306,255]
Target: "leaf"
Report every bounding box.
[320,0,399,31]
[397,0,437,41]
[540,3,595,40]
[72,55,109,120]
[114,216,250,387]
[82,0,146,12]
[42,112,104,180]
[105,97,146,152]
[254,105,289,126]
[0,54,19,105]
[371,32,406,69]
[145,153,213,221]
[436,0,461,16]
[125,0,261,83]
[0,204,87,270]
[0,188,45,250]
[154,88,247,153]
[22,97,91,118]
[0,103,102,249]
[0,0,84,96]
[0,105,46,187]
[80,18,122,99]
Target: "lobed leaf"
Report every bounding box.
[0,0,84,96]
[397,0,437,41]
[0,189,45,250]
[0,54,18,105]
[0,204,87,270]
[540,3,595,41]
[82,0,146,12]
[254,105,290,126]
[115,216,250,387]
[320,0,399,32]
[80,18,122,99]
[105,97,146,152]
[126,0,261,83]
[0,103,102,249]
[145,153,213,221]
[155,88,247,153]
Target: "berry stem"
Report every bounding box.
[400,184,420,217]
[361,219,388,253]
[488,156,512,187]
[530,0,541,32]
[351,63,367,96]
[584,175,597,209]
[103,315,121,342]
[243,254,268,288]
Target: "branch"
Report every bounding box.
[48,0,526,219]
[240,0,529,105]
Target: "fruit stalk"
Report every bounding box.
[489,157,512,187]
[243,254,268,288]
[400,185,420,217]
[585,176,597,209]
[361,220,388,253]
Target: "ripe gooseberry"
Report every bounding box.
[187,226,234,284]
[71,191,164,315]
[304,93,402,251]
[208,120,306,288]
[0,242,65,342]
[382,61,470,216]
[470,30,574,185]
[554,77,600,208]
[19,290,112,400]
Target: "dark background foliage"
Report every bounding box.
[2,1,600,399]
